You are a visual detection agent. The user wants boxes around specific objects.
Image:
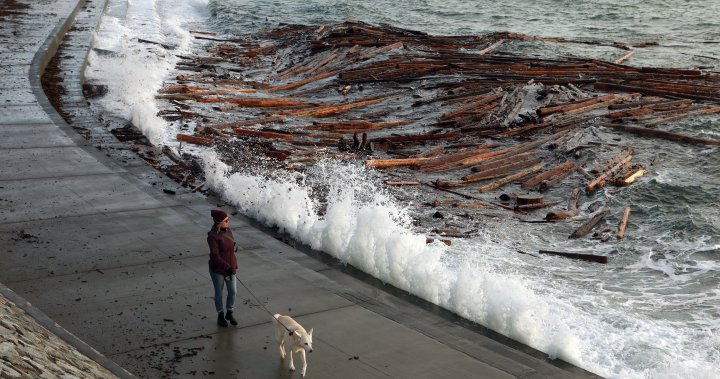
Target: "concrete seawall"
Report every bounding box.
[0,0,599,377]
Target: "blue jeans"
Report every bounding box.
[210,269,236,313]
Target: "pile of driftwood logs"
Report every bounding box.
[155,22,720,260]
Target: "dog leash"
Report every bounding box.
[234,275,294,334]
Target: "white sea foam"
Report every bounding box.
[85,0,208,145]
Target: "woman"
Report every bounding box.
[207,209,238,326]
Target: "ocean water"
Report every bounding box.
[84,1,720,377]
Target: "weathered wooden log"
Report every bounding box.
[516,195,543,207]
[176,133,214,146]
[354,41,404,61]
[424,182,516,211]
[294,147,329,156]
[562,93,639,116]
[586,154,633,193]
[595,81,720,102]
[605,107,654,119]
[283,95,390,118]
[414,146,445,158]
[521,161,575,189]
[545,188,581,221]
[469,151,538,173]
[440,92,503,120]
[478,40,504,55]
[366,157,434,168]
[458,158,543,184]
[569,209,610,239]
[645,106,720,127]
[478,165,543,192]
[416,145,494,172]
[537,94,618,117]
[452,202,489,209]
[197,97,307,107]
[590,149,632,174]
[624,80,720,95]
[207,115,286,130]
[516,200,562,211]
[604,124,720,146]
[538,168,575,192]
[374,131,462,146]
[538,250,608,264]
[265,70,339,92]
[385,181,420,185]
[232,128,295,140]
[614,50,635,65]
[305,120,412,132]
[613,166,647,186]
[617,207,631,239]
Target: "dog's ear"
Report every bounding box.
[308,328,313,336]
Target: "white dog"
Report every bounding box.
[273,313,313,377]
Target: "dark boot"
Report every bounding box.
[217,312,228,327]
[225,310,238,326]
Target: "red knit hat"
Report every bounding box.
[211,209,228,223]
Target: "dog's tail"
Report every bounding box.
[272,313,280,325]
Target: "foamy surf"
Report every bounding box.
[84,0,208,145]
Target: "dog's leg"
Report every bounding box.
[279,338,286,360]
[300,349,307,377]
[288,350,295,372]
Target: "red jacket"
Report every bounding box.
[207,226,237,275]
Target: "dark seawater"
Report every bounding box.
[87,1,720,377]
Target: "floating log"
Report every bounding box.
[590,149,633,174]
[569,209,610,239]
[176,133,213,146]
[440,92,503,121]
[293,147,329,156]
[367,157,434,168]
[613,166,647,186]
[516,195,544,207]
[545,188,581,221]
[470,151,537,173]
[478,165,543,192]
[456,158,542,185]
[617,207,631,239]
[265,70,339,92]
[595,81,720,102]
[614,50,635,65]
[197,97,307,107]
[537,94,617,118]
[538,250,608,264]
[521,161,575,189]
[208,115,286,130]
[586,154,633,193]
[478,40,504,55]
[604,124,720,146]
[385,181,420,185]
[538,168,575,192]
[516,201,562,211]
[283,95,390,118]
[424,182,516,212]
[644,106,720,127]
[232,128,295,140]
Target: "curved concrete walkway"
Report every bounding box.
[0,1,599,378]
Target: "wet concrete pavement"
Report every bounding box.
[0,0,599,377]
